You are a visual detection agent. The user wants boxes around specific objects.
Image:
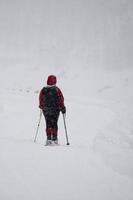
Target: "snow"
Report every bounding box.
[0,0,133,200]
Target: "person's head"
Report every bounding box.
[47,75,57,86]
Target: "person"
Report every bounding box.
[39,75,66,145]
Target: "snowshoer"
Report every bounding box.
[39,75,66,145]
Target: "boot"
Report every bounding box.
[52,135,58,145]
[45,135,52,146]
[45,139,52,146]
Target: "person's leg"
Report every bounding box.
[51,110,60,142]
[43,111,52,143]
[43,110,60,144]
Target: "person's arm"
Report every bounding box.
[58,88,66,113]
[39,89,44,109]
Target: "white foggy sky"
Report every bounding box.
[0,0,133,69]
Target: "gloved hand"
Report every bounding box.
[61,106,66,114]
[39,105,43,109]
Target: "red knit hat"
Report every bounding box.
[47,75,57,85]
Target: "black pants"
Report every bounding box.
[43,108,60,140]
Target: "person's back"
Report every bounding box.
[39,75,66,145]
[42,86,60,109]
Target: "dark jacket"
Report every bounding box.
[39,86,65,111]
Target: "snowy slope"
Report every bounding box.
[0,67,133,200]
[0,0,133,200]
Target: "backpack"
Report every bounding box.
[42,86,60,108]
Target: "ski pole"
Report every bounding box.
[62,113,70,145]
[34,109,43,142]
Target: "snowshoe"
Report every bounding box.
[53,139,58,145]
[45,140,52,146]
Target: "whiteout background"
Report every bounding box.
[0,0,133,200]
